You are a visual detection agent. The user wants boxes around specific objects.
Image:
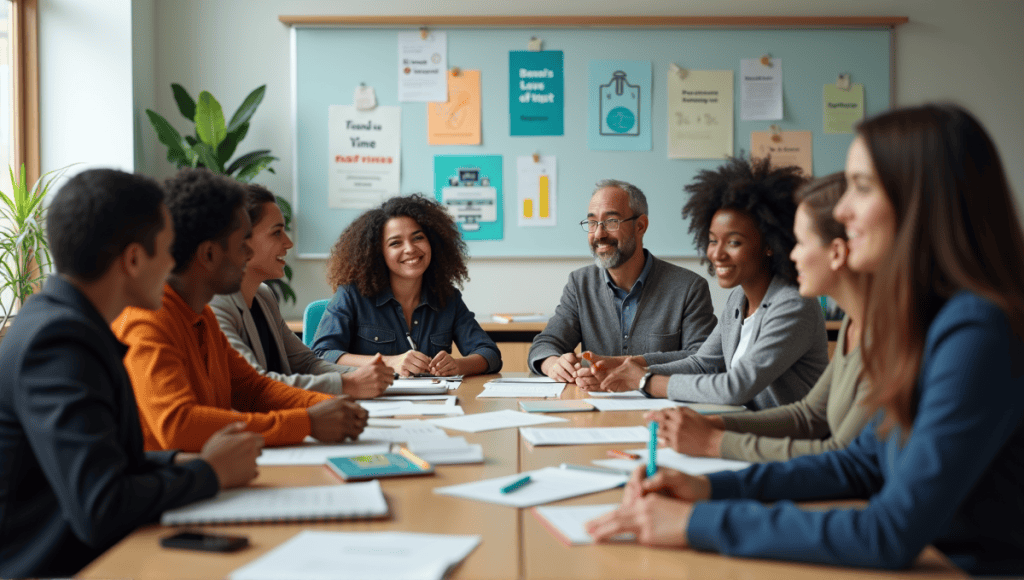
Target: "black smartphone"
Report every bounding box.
[160,531,249,553]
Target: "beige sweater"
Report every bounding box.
[718,316,872,462]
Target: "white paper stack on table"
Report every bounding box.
[257,440,392,466]
[359,398,464,417]
[385,378,461,395]
[435,465,628,508]
[228,530,481,580]
[429,409,568,433]
[592,447,752,475]
[533,504,634,545]
[161,481,388,525]
[585,390,747,414]
[519,426,649,446]
[406,436,484,465]
[477,381,566,399]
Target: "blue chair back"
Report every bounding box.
[302,299,330,347]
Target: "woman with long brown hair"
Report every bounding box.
[586,104,1024,575]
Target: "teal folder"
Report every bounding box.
[326,453,434,481]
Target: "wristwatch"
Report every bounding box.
[637,370,654,398]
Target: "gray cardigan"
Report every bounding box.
[210,285,357,395]
[528,253,717,374]
[648,276,828,410]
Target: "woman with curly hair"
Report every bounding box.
[592,156,829,410]
[587,104,1024,576]
[646,173,874,462]
[311,194,501,377]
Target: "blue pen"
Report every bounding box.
[647,421,658,478]
[500,474,532,494]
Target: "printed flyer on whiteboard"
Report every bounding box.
[327,105,401,209]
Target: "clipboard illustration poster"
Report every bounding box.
[587,60,652,151]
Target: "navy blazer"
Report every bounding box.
[0,276,218,577]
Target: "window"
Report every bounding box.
[2,0,38,180]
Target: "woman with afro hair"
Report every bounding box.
[592,156,829,410]
[311,194,501,377]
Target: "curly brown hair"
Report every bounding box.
[326,194,469,305]
[681,156,807,284]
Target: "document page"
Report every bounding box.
[229,530,481,580]
[533,504,634,545]
[257,441,391,466]
[592,448,752,475]
[429,409,567,433]
[478,382,566,398]
[435,466,627,508]
[519,426,649,446]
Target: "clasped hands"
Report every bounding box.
[385,349,462,377]
[540,351,647,392]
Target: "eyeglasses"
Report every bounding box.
[579,215,639,233]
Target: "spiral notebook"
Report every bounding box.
[160,481,388,525]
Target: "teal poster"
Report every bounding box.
[588,60,652,151]
[433,155,503,241]
[509,51,564,136]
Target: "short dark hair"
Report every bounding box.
[793,172,847,244]
[47,169,166,281]
[681,156,807,284]
[243,183,277,226]
[326,194,469,305]
[163,168,247,274]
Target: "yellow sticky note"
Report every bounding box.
[823,83,865,134]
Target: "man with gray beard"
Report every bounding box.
[528,180,717,384]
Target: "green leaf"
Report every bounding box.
[185,135,198,147]
[225,149,271,176]
[192,142,225,173]
[217,121,249,166]
[234,155,277,183]
[227,85,266,134]
[146,110,190,167]
[171,83,196,121]
[194,91,227,148]
[274,195,293,230]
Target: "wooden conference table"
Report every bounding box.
[79,374,965,580]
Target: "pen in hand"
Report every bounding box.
[647,421,658,478]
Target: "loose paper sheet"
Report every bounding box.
[257,441,391,466]
[327,105,400,209]
[429,409,567,433]
[667,69,734,159]
[435,466,627,508]
[740,58,783,121]
[533,504,633,545]
[516,155,557,227]
[751,130,813,176]
[398,31,448,102]
[519,426,649,446]
[427,70,481,145]
[478,382,566,399]
[592,447,752,475]
[823,83,865,133]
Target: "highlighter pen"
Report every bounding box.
[607,449,641,460]
[647,421,658,478]
[500,475,532,494]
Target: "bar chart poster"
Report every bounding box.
[516,155,557,227]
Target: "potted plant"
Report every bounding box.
[0,165,71,340]
[146,84,296,304]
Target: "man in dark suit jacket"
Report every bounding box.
[0,169,263,578]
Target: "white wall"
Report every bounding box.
[39,0,135,173]
[79,0,1024,319]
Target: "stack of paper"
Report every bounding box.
[406,436,484,465]
[487,376,562,383]
[585,398,679,411]
[161,481,388,525]
[359,399,464,417]
[257,441,391,466]
[478,382,566,398]
[384,379,452,396]
[533,504,634,545]
[435,466,628,508]
[592,447,752,475]
[228,530,481,580]
[360,420,451,443]
[519,426,649,446]
[429,409,567,433]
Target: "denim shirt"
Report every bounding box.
[602,249,654,352]
[311,284,502,373]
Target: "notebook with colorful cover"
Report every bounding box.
[326,450,434,481]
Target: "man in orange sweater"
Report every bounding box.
[115,168,368,451]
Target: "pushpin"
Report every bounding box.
[669,63,688,80]
[837,73,851,91]
[451,67,461,77]
[770,124,782,142]
[532,152,540,163]
[760,54,772,67]
[420,27,429,40]
[528,36,543,51]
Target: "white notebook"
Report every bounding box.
[160,481,388,525]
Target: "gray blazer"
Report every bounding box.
[648,276,828,410]
[210,285,356,395]
[528,253,717,374]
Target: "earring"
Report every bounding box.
[766,249,772,256]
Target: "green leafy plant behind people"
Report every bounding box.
[147,85,295,304]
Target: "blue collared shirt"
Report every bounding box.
[602,249,654,352]
[311,284,502,373]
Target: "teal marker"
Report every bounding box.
[500,474,532,494]
[647,421,658,478]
